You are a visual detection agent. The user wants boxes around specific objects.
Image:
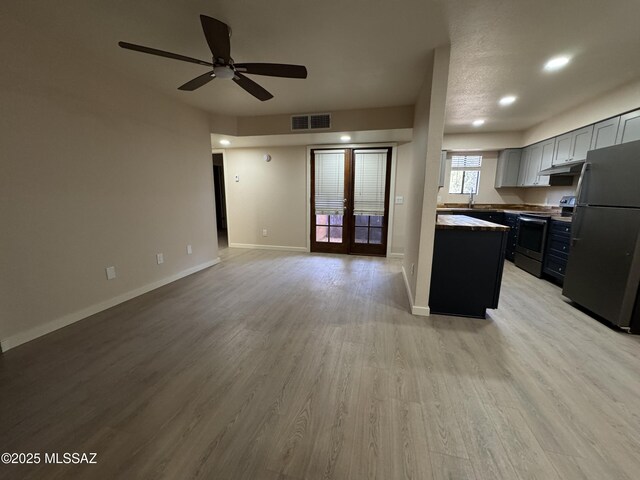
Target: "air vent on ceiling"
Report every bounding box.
[291,113,331,131]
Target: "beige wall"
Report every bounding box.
[438,152,525,205]
[443,132,524,151]
[0,16,218,350]
[235,106,414,136]
[223,146,308,250]
[391,143,412,255]
[523,179,578,206]
[402,46,451,312]
[223,144,409,255]
[524,79,640,145]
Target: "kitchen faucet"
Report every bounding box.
[468,192,475,208]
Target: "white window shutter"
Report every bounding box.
[314,150,345,215]
[353,150,387,216]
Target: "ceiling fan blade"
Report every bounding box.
[234,63,308,79]
[233,72,273,101]
[178,71,216,91]
[200,15,231,63]
[118,41,213,67]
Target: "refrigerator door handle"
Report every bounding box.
[571,210,584,247]
[575,162,590,205]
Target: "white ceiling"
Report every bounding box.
[5,0,640,133]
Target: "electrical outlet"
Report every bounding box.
[105,266,116,280]
[262,228,268,237]
[187,244,193,255]
[156,253,164,264]
[410,263,415,276]
[395,195,404,205]
[235,174,239,182]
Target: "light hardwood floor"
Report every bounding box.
[2,247,640,479]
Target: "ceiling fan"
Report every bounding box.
[118,15,307,101]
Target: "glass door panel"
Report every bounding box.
[310,147,391,256]
[311,150,349,253]
[349,149,391,255]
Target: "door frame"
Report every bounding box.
[306,143,398,255]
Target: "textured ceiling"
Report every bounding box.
[4,0,640,133]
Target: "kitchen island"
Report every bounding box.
[429,215,510,318]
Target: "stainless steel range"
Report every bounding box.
[514,213,552,277]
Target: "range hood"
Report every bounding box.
[538,159,585,176]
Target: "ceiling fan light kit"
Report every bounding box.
[118,15,308,101]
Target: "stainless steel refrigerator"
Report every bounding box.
[563,140,640,332]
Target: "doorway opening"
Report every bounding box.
[310,147,392,256]
[212,153,228,250]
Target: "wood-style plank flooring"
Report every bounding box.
[2,247,640,479]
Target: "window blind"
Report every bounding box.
[451,155,482,169]
[314,150,345,215]
[353,149,387,216]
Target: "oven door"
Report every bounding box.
[516,217,548,261]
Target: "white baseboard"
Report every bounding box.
[401,265,415,307]
[229,243,308,253]
[388,252,404,259]
[0,258,221,353]
[401,265,430,317]
[411,305,431,316]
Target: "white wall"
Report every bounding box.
[0,16,218,350]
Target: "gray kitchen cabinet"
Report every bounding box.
[518,138,555,187]
[616,110,640,144]
[591,116,620,150]
[552,125,594,165]
[438,151,447,188]
[495,148,522,187]
[517,146,532,186]
[534,138,555,186]
[526,143,544,186]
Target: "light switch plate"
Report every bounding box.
[156,253,164,264]
[395,196,404,205]
[187,244,192,255]
[105,266,116,280]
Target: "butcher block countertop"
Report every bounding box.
[436,214,510,231]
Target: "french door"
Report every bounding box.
[310,147,392,256]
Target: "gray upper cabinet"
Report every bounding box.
[526,143,543,186]
[616,110,640,144]
[495,148,522,188]
[517,146,533,186]
[516,138,555,187]
[553,132,573,164]
[536,138,556,186]
[552,125,594,164]
[438,151,447,188]
[572,125,594,161]
[591,116,620,150]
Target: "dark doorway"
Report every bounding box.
[212,153,228,249]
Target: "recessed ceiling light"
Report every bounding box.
[472,119,485,127]
[544,55,571,72]
[499,95,517,106]
[340,135,351,141]
[219,139,230,146]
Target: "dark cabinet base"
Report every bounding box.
[429,229,508,319]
